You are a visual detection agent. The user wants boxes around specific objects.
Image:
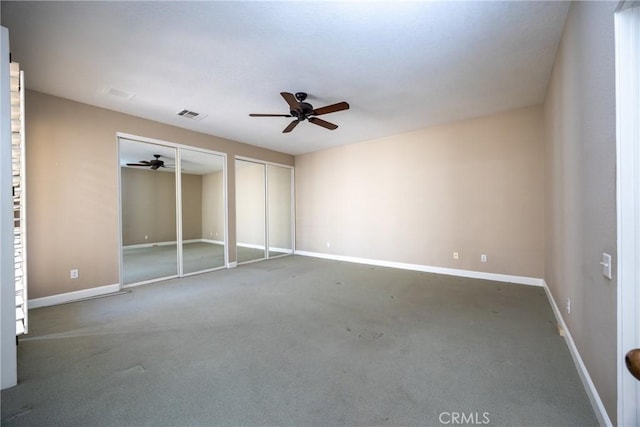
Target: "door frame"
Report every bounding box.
[615,2,640,425]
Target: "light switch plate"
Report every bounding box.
[601,253,612,279]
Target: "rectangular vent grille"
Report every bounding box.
[177,109,206,120]
[106,87,135,100]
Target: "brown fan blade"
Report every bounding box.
[308,117,338,130]
[283,120,300,133]
[312,101,349,116]
[249,113,292,117]
[126,163,150,167]
[281,92,300,111]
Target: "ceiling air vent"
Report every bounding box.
[104,87,135,100]
[177,109,207,121]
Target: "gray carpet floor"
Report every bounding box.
[123,243,288,284]
[2,256,596,426]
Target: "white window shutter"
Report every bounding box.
[11,62,27,336]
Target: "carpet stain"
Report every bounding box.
[357,330,384,342]
[88,347,110,359]
[118,364,146,376]
[346,327,383,342]
[6,406,32,421]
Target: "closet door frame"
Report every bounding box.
[116,132,228,288]
[235,155,295,265]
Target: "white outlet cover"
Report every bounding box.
[601,253,612,279]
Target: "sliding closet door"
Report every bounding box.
[120,139,178,284]
[180,149,226,275]
[267,165,293,257]
[235,159,266,263]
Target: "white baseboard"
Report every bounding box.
[29,283,121,309]
[201,239,225,245]
[294,250,543,287]
[269,247,294,254]
[228,261,237,268]
[542,281,613,427]
[123,240,178,249]
[236,243,293,254]
[237,242,266,250]
[124,239,224,249]
[183,239,202,244]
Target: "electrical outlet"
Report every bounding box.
[326,241,331,248]
[566,298,571,314]
[70,269,79,279]
[481,254,487,262]
[453,252,459,260]
[601,253,612,279]
[144,235,148,240]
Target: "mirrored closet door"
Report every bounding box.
[236,158,293,265]
[120,139,178,284]
[235,159,266,263]
[180,149,226,275]
[120,137,227,286]
[267,164,293,257]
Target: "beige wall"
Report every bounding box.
[543,1,617,423]
[122,169,222,245]
[121,167,178,245]
[181,173,203,241]
[26,90,293,299]
[295,106,544,278]
[201,171,225,241]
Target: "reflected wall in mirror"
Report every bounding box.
[180,149,226,274]
[235,159,266,263]
[267,165,293,257]
[120,139,178,284]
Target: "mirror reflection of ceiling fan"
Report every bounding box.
[126,154,175,171]
[249,92,349,133]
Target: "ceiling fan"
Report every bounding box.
[249,92,349,133]
[126,154,173,171]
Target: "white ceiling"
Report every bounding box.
[1,1,569,156]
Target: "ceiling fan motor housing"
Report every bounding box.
[291,102,314,120]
